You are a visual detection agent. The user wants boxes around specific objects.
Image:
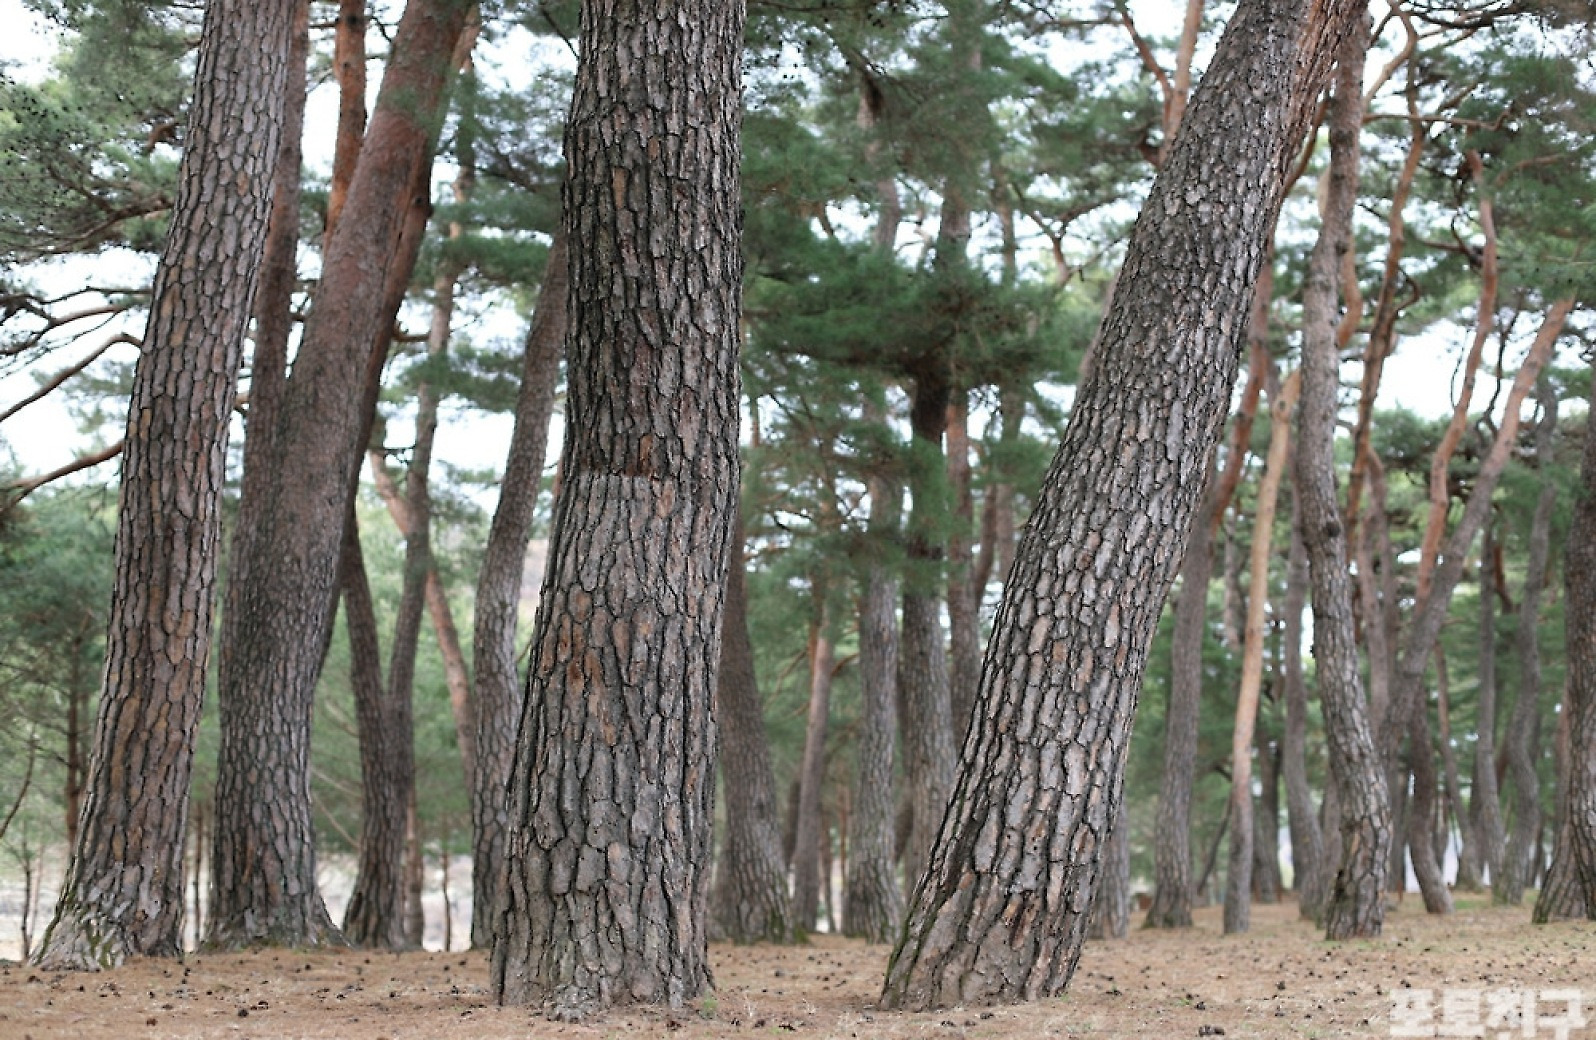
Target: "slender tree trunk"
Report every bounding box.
[878,0,1362,1009]
[791,593,836,932]
[1254,718,1282,903]
[713,516,796,944]
[1295,6,1392,942]
[1567,353,1596,919]
[470,231,568,947]
[1146,458,1219,929]
[339,514,410,950]
[405,792,425,946]
[1498,382,1560,904]
[947,392,981,743]
[489,0,744,1010]
[845,494,905,942]
[1281,493,1326,917]
[1458,521,1505,891]
[35,0,297,971]
[1404,689,1452,914]
[1225,370,1298,934]
[1088,799,1130,940]
[208,0,475,950]
[1433,648,1468,883]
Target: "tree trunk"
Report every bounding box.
[1295,6,1392,943]
[1146,457,1219,929]
[947,391,981,743]
[1088,799,1130,940]
[878,0,1360,1009]
[34,0,297,971]
[1254,720,1282,903]
[1457,520,1505,891]
[712,518,796,945]
[470,231,568,947]
[1281,493,1326,918]
[1535,690,1589,922]
[489,0,744,1010]
[1566,352,1596,919]
[899,366,957,900]
[791,593,836,932]
[339,514,409,950]
[1225,370,1298,934]
[1498,381,1559,904]
[1433,648,1468,885]
[844,502,905,942]
[1404,689,1453,914]
[207,0,474,950]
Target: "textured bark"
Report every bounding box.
[1535,693,1589,922]
[1281,494,1326,918]
[1145,457,1218,929]
[1225,370,1297,935]
[844,520,904,942]
[488,0,744,1011]
[1295,7,1392,943]
[327,0,367,233]
[470,232,568,948]
[338,515,410,950]
[1568,354,1596,919]
[712,525,795,945]
[1404,690,1452,914]
[791,596,836,932]
[34,0,296,971]
[208,0,473,950]
[878,0,1358,1009]
[1498,382,1559,904]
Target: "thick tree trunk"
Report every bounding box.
[878,0,1359,1009]
[338,515,410,950]
[1535,695,1589,922]
[791,595,836,932]
[844,515,905,942]
[1568,353,1596,918]
[712,522,796,944]
[1225,370,1297,934]
[34,0,296,971]
[489,0,744,1011]
[1295,7,1392,943]
[207,0,474,950]
[1281,495,1326,918]
[1146,459,1219,929]
[470,232,568,947]
[1498,382,1559,904]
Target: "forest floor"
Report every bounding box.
[2,897,1591,1040]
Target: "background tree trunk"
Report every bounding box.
[35,0,296,970]
[208,0,474,950]
[791,592,836,932]
[1281,495,1325,917]
[878,0,1359,1008]
[1498,381,1559,904]
[470,231,568,948]
[1567,352,1596,918]
[1295,6,1392,942]
[1457,520,1505,891]
[1088,799,1130,940]
[712,521,796,944]
[489,0,744,1010]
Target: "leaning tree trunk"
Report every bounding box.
[1281,494,1326,918]
[1146,458,1220,929]
[34,0,296,971]
[877,0,1362,1010]
[470,231,568,948]
[1294,6,1393,943]
[844,499,906,942]
[712,517,796,944]
[1568,352,1596,918]
[1498,381,1559,904]
[489,0,744,1012]
[208,0,474,950]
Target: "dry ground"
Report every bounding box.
[2,898,1591,1040]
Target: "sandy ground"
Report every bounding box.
[2,898,1591,1040]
